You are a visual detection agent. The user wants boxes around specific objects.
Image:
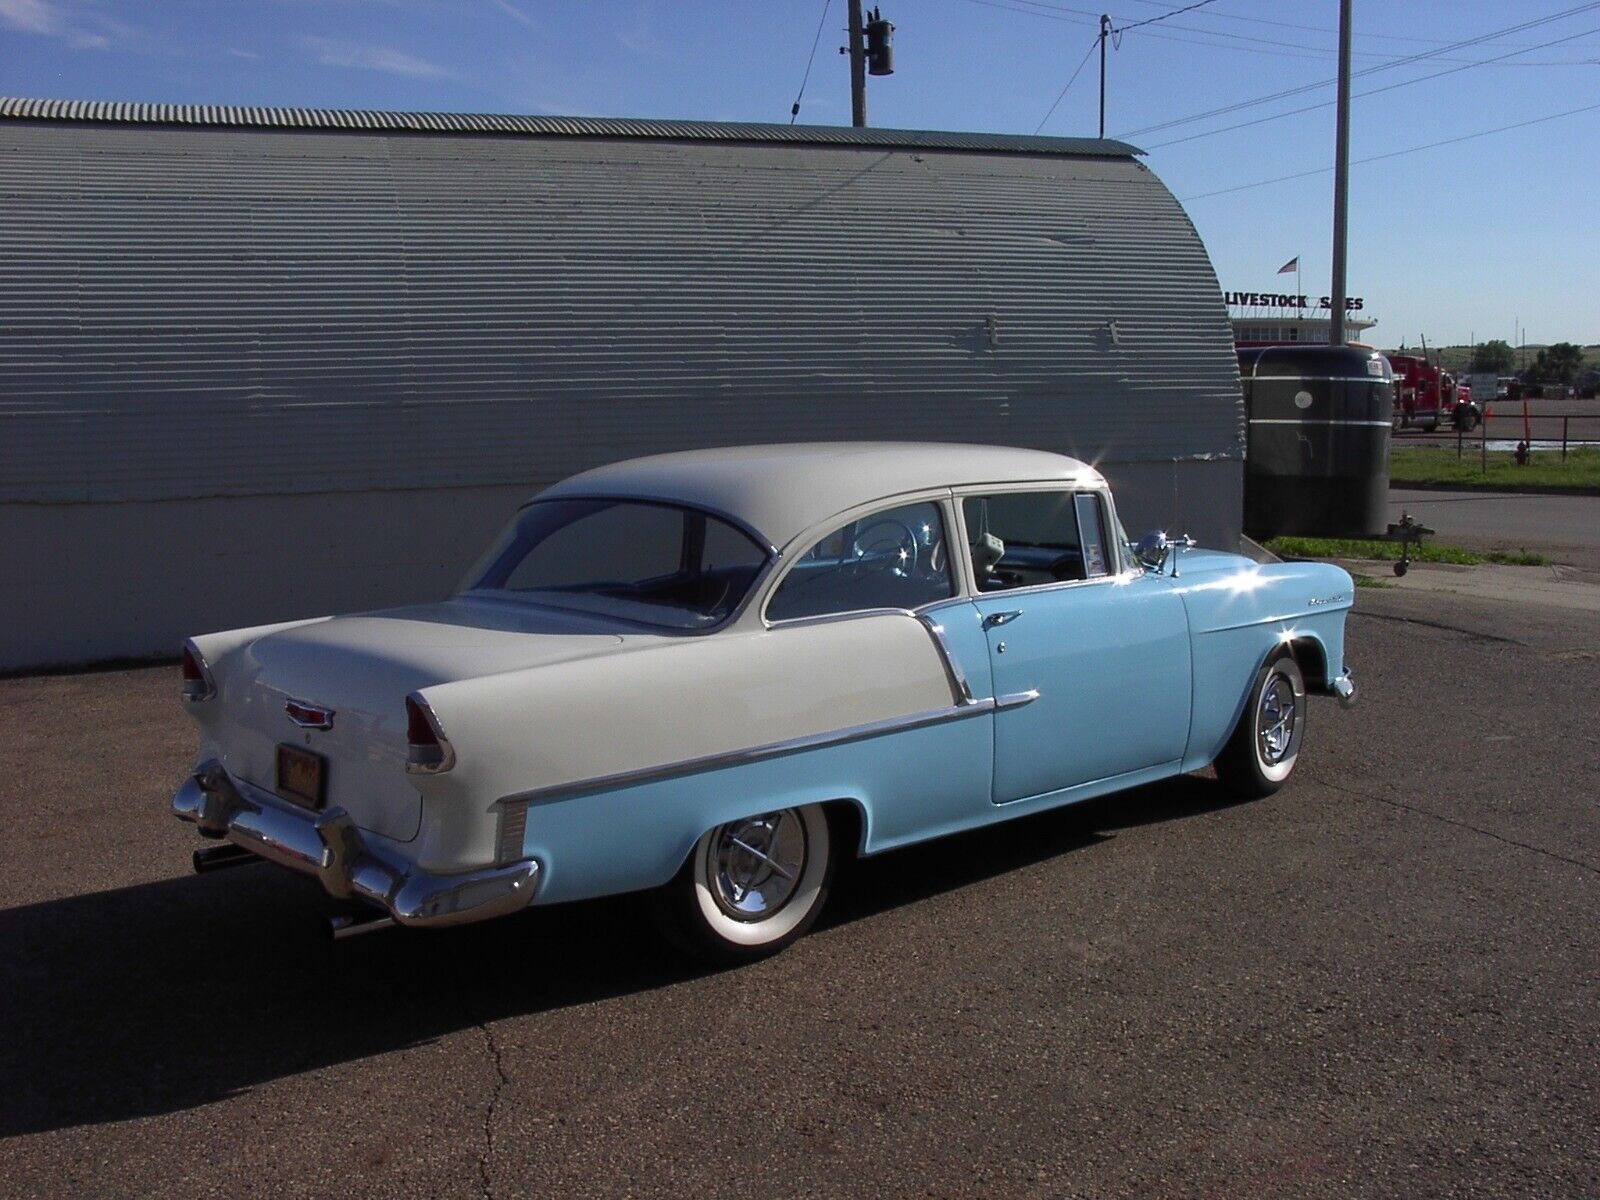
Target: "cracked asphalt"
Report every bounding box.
[1,586,1596,1199]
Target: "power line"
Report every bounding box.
[959,0,1600,67]
[1034,35,1100,133]
[1143,25,1600,150]
[1118,0,1600,138]
[789,0,833,124]
[1110,0,1220,36]
[1178,100,1600,202]
[1116,0,1600,50]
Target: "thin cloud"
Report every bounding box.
[227,47,261,60]
[486,0,538,34]
[0,0,110,48]
[302,35,448,78]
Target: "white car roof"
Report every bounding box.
[536,442,1103,551]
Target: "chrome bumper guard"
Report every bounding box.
[172,762,539,928]
[1332,669,1357,709]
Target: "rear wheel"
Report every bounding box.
[654,805,834,964]
[1214,653,1305,799]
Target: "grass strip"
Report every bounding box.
[1264,536,1546,567]
[1388,445,1600,490]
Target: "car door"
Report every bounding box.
[961,489,1192,804]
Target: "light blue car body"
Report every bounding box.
[516,549,1353,907]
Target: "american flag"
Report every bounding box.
[1277,256,1299,274]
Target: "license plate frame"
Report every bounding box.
[276,744,327,810]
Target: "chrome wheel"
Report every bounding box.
[673,803,835,959]
[707,810,807,921]
[1257,675,1298,765]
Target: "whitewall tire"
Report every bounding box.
[1214,652,1305,799]
[657,804,835,963]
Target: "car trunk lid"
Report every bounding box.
[209,597,626,841]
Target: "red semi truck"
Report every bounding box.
[1386,354,1481,431]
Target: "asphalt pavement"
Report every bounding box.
[2,587,1597,1199]
[1388,488,1600,571]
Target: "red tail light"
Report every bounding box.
[405,695,455,774]
[181,642,215,701]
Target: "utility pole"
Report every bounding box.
[1328,0,1353,345]
[847,0,867,128]
[1098,14,1111,138]
[842,1,893,128]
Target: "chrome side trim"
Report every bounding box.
[496,800,530,865]
[761,604,977,709]
[916,613,976,705]
[995,689,1040,710]
[172,765,540,927]
[494,698,997,812]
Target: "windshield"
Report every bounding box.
[462,499,769,631]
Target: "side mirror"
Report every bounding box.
[1135,531,1171,572]
[1134,531,1196,575]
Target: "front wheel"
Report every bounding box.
[653,805,834,964]
[1214,653,1305,799]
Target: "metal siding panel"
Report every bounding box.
[0,123,1239,506]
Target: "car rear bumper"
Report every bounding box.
[172,762,539,927]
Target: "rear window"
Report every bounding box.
[464,499,769,630]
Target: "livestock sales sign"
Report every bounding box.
[1224,291,1365,311]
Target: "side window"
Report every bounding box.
[963,491,1111,591]
[767,501,954,622]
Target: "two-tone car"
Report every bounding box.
[173,443,1356,960]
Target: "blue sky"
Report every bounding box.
[3,0,1596,347]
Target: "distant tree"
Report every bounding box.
[1544,342,1585,383]
[1524,343,1583,385]
[1470,339,1515,374]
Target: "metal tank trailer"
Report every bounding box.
[1239,345,1395,541]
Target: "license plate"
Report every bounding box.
[277,744,327,809]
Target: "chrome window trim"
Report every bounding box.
[493,695,1004,815]
[953,485,1131,598]
[758,491,961,627]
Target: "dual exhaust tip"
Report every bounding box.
[191,841,396,939]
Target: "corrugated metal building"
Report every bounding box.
[0,99,1241,671]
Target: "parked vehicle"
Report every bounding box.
[172,444,1358,961]
[1387,354,1479,431]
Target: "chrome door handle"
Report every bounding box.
[982,610,1023,630]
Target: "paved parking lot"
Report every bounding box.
[2,586,1596,1199]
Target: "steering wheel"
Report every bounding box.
[847,519,920,578]
[1048,551,1085,582]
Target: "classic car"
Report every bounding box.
[173,443,1357,960]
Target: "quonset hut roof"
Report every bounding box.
[0,97,1142,157]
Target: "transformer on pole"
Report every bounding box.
[842,1,894,127]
